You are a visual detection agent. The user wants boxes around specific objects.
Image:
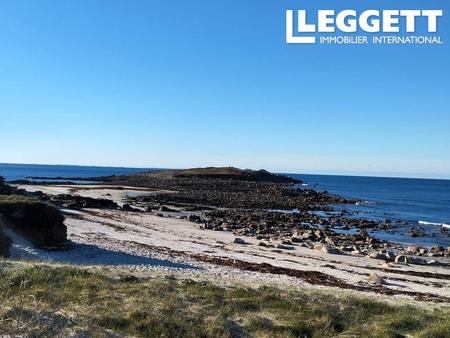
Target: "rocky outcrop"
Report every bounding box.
[49,194,119,210]
[0,176,15,195]
[100,168,353,210]
[0,217,12,257]
[149,167,301,183]
[0,195,66,247]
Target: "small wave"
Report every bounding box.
[419,220,450,228]
[419,220,442,226]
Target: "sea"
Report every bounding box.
[1,163,449,247]
[289,173,450,247]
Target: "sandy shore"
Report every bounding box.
[10,184,450,304]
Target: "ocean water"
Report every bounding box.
[1,164,449,246]
[0,163,153,181]
[289,174,450,247]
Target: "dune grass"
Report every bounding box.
[0,264,449,337]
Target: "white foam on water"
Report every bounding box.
[419,220,442,226]
[419,220,450,229]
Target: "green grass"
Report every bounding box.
[0,194,66,246]
[0,264,449,337]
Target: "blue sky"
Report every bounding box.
[0,0,449,178]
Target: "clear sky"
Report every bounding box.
[0,0,449,178]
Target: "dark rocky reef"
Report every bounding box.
[49,194,119,210]
[161,167,300,184]
[100,167,352,210]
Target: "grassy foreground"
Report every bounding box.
[0,263,449,338]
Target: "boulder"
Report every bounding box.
[431,245,444,253]
[301,230,315,240]
[314,244,341,255]
[122,204,140,212]
[187,214,202,223]
[369,251,387,260]
[324,237,336,246]
[368,273,385,285]
[0,196,66,247]
[314,229,324,239]
[419,248,428,255]
[276,244,294,250]
[233,237,247,245]
[395,255,409,264]
[290,236,302,243]
[406,246,419,254]
[409,257,426,265]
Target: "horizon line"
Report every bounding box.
[1,161,449,181]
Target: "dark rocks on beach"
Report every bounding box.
[99,169,353,210]
[369,251,389,261]
[50,194,119,210]
[431,245,445,253]
[0,177,16,195]
[395,255,409,264]
[122,204,141,212]
[233,237,248,245]
[187,214,202,223]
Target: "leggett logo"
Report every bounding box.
[286,9,444,45]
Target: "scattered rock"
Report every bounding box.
[382,262,397,269]
[368,273,385,285]
[369,251,388,260]
[187,214,202,223]
[395,255,409,264]
[314,244,341,255]
[233,237,247,245]
[406,246,419,254]
[276,244,294,250]
[290,236,302,243]
[409,257,427,265]
[431,245,444,253]
[122,204,140,212]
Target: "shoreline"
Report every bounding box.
[8,181,450,304]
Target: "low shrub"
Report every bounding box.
[0,195,66,246]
